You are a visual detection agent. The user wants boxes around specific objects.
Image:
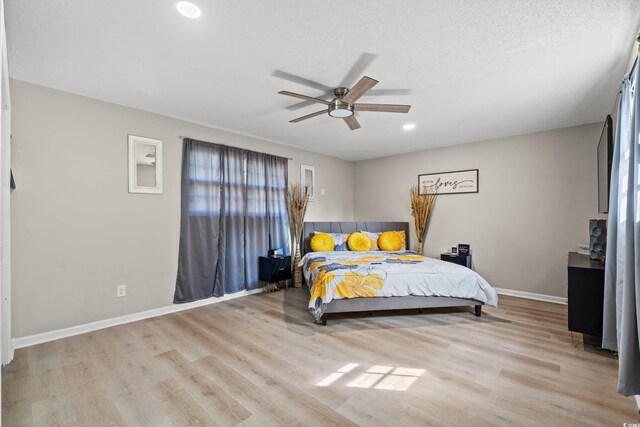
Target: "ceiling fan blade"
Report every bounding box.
[343,116,361,130]
[272,70,332,92]
[279,91,331,105]
[342,76,378,104]
[354,103,411,113]
[286,91,335,111]
[340,53,378,88]
[290,110,327,123]
[366,88,412,96]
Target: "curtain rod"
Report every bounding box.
[631,34,640,76]
[178,136,293,160]
[620,35,640,89]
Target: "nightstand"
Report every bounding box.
[440,252,472,269]
[258,256,292,291]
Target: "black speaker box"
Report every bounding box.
[589,219,607,261]
[268,248,284,257]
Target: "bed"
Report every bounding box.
[300,221,498,325]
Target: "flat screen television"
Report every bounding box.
[598,115,613,214]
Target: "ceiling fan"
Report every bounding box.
[278,76,411,130]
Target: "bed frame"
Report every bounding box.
[301,221,482,325]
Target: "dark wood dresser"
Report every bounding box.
[567,252,605,337]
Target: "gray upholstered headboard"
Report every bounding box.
[301,222,410,255]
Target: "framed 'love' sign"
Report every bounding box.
[418,169,478,195]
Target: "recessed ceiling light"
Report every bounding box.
[176,1,201,19]
[403,123,416,131]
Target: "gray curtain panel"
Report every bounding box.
[264,154,289,254]
[245,152,289,290]
[245,151,269,291]
[174,139,223,302]
[218,147,247,296]
[603,58,640,396]
[175,139,289,302]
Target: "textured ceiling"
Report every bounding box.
[5,1,640,161]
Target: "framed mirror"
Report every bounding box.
[301,164,315,202]
[128,135,163,194]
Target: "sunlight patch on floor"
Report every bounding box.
[374,374,419,391]
[316,363,360,386]
[316,363,425,391]
[367,365,393,374]
[347,373,384,388]
[338,363,359,373]
[316,372,345,387]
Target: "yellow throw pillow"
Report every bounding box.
[360,231,380,250]
[310,233,334,252]
[347,232,372,252]
[378,231,405,251]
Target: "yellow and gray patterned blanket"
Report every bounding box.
[300,251,498,323]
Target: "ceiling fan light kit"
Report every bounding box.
[278,76,411,130]
[328,101,354,118]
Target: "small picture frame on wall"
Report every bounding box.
[301,164,315,202]
[128,135,163,194]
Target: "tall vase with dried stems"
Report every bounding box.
[286,183,310,287]
[410,185,437,255]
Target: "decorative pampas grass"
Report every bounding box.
[287,182,310,287]
[410,185,437,255]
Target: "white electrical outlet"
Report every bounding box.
[116,285,126,297]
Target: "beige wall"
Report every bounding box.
[354,123,606,298]
[10,80,354,337]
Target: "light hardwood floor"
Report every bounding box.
[3,288,639,426]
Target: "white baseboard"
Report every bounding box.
[10,286,566,349]
[494,287,567,305]
[12,288,263,350]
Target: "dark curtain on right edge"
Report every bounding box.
[603,57,640,397]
